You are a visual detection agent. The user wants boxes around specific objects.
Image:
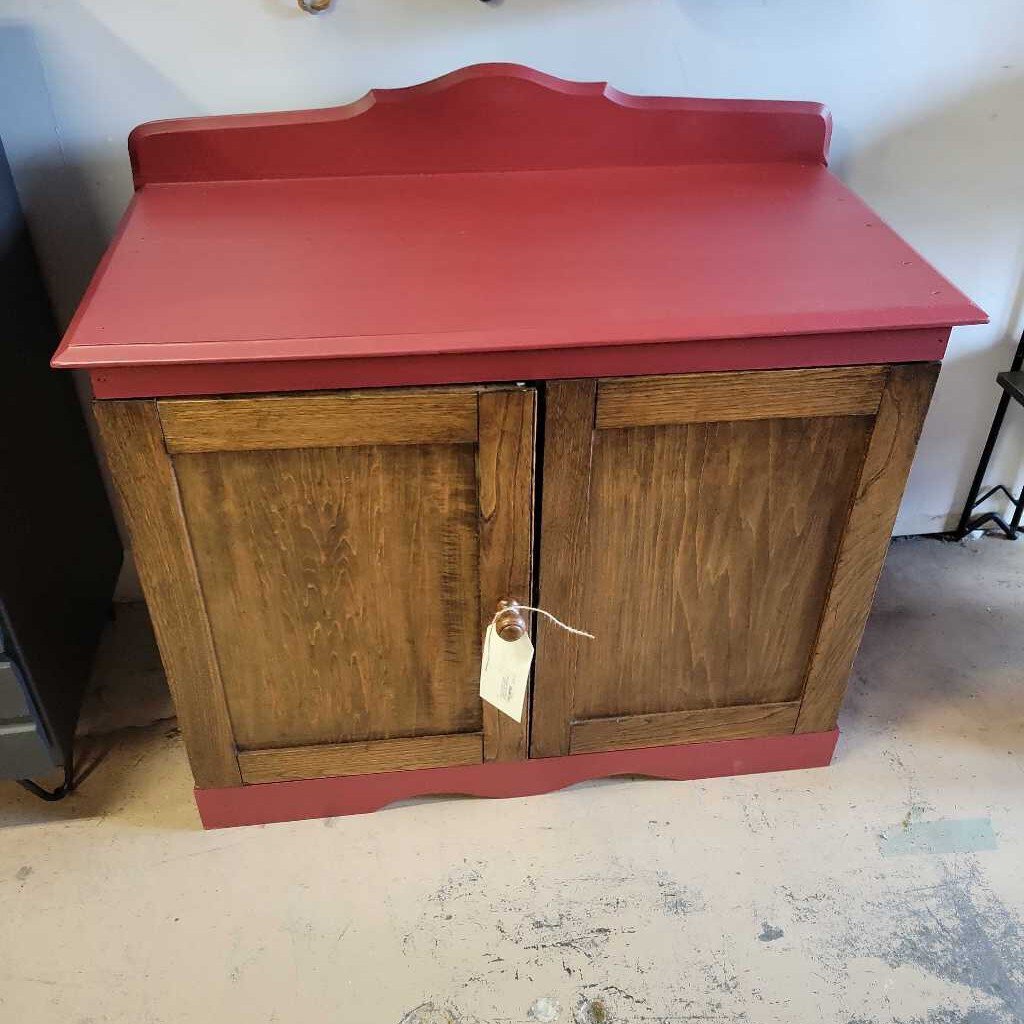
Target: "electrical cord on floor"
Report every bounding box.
[16,757,75,802]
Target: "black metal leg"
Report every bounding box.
[954,392,1013,538]
[16,755,75,802]
[957,509,1018,540]
[1010,487,1024,535]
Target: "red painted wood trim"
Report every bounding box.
[194,729,839,829]
[52,162,984,380]
[129,63,831,188]
[53,65,984,385]
[89,331,948,400]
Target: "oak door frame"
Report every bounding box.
[530,363,938,757]
[95,385,536,788]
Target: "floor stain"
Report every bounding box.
[528,996,561,1022]
[657,875,706,916]
[573,996,609,1023]
[398,1002,462,1024]
[15,865,33,880]
[879,817,999,857]
[890,863,1023,1020]
[821,859,1024,1023]
[914,1010,1009,1024]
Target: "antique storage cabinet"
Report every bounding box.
[54,66,984,828]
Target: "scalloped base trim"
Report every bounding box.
[194,729,839,829]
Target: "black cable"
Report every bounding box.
[16,756,75,802]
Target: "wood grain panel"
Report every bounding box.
[530,380,598,757]
[92,400,240,787]
[478,389,536,761]
[238,733,483,783]
[573,415,872,722]
[797,363,939,732]
[596,366,887,429]
[173,440,483,750]
[569,702,801,754]
[159,389,478,453]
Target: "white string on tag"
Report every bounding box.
[491,604,595,640]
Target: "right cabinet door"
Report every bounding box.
[530,363,938,758]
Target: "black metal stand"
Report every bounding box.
[954,330,1024,540]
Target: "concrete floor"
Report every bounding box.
[1,536,1022,1024]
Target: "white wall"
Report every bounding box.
[2,0,1023,534]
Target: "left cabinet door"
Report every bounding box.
[94,386,536,787]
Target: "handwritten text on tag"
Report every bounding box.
[478,623,534,722]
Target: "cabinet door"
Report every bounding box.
[531,364,937,757]
[95,386,535,787]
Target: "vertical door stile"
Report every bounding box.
[796,363,939,732]
[530,380,598,757]
[477,388,538,761]
[93,399,241,788]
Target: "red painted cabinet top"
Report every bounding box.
[52,64,985,399]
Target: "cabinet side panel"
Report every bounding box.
[173,441,482,750]
[92,400,241,787]
[530,380,597,757]
[478,389,536,761]
[796,363,940,732]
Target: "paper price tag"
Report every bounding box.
[479,623,534,722]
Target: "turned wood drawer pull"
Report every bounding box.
[494,600,527,642]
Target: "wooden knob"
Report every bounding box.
[494,600,527,642]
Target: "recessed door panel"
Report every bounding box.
[174,440,482,751]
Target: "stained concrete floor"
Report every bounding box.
[1,536,1022,1024]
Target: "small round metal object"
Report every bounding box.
[494,600,527,642]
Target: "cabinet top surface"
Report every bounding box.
[53,64,984,376]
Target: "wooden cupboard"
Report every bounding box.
[93,363,935,792]
[53,65,983,826]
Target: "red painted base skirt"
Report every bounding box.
[195,729,839,829]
